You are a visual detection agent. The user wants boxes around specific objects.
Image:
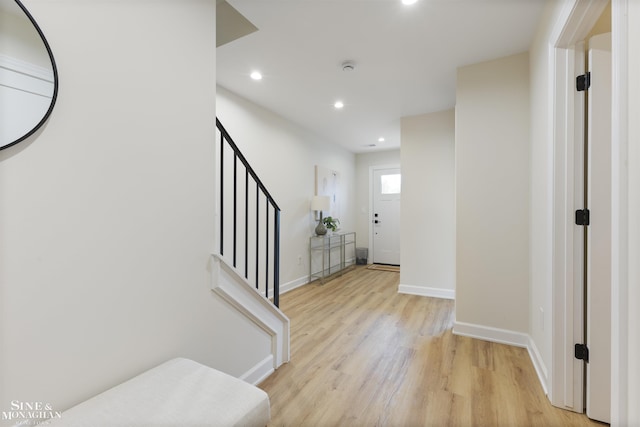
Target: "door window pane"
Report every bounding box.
[381,174,401,194]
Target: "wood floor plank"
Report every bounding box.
[260,266,603,426]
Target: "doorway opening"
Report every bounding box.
[370,166,401,266]
[548,1,617,423]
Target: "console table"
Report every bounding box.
[309,231,356,284]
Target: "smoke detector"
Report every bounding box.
[342,61,355,72]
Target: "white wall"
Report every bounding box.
[454,52,530,334]
[399,110,455,298]
[354,149,400,253]
[216,86,356,292]
[0,0,272,418]
[527,0,563,394]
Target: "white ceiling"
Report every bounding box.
[216,0,546,153]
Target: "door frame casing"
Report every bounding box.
[548,0,608,413]
[548,1,632,423]
[610,0,632,424]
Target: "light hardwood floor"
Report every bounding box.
[259,266,605,427]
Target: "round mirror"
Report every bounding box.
[0,0,58,150]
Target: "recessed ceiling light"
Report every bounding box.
[334,101,344,109]
[250,71,262,80]
[378,137,385,142]
[402,0,417,4]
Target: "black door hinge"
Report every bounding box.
[575,209,590,226]
[577,72,591,91]
[575,343,589,363]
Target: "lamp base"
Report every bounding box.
[315,221,327,236]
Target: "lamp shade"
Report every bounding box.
[311,195,330,211]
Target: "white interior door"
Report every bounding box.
[372,168,400,265]
[585,32,611,424]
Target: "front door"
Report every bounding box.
[372,168,401,265]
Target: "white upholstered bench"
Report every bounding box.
[46,358,270,427]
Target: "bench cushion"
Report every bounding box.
[47,358,270,426]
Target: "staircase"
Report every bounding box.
[212,119,290,379]
[216,118,281,306]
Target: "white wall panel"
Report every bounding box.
[0,0,271,417]
[400,110,455,297]
[454,53,530,333]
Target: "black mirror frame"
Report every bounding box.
[1,0,59,151]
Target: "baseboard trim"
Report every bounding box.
[453,321,550,397]
[452,321,529,347]
[527,335,549,396]
[279,275,309,295]
[240,354,274,386]
[398,284,455,300]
